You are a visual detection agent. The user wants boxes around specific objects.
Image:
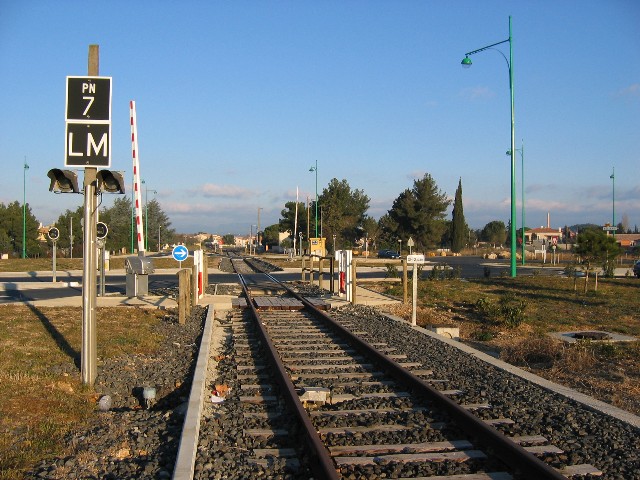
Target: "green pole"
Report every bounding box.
[508,16,516,277]
[315,160,318,238]
[610,167,615,236]
[521,140,525,265]
[309,160,318,238]
[462,16,516,277]
[22,159,29,258]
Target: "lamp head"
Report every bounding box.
[461,56,472,68]
[309,166,315,172]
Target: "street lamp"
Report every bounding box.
[610,168,615,236]
[22,159,29,258]
[507,140,525,265]
[309,160,318,238]
[462,16,516,277]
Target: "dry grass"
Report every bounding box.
[382,275,640,416]
[0,305,167,479]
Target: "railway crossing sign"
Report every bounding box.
[65,76,112,168]
[172,245,189,262]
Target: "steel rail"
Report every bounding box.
[239,263,566,479]
[281,285,567,480]
[237,273,340,480]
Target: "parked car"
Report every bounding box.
[634,260,640,278]
[378,249,400,259]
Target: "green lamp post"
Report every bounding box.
[309,160,318,238]
[610,168,615,236]
[22,159,29,259]
[462,16,517,277]
[507,140,525,265]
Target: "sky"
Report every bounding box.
[1,0,638,237]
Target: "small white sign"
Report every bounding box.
[406,254,425,264]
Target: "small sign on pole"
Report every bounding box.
[406,254,425,326]
[48,227,60,283]
[172,244,189,268]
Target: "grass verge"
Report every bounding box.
[0,305,166,480]
[381,275,640,416]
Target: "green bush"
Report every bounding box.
[385,263,398,278]
[475,293,527,328]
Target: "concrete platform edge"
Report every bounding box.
[173,306,215,479]
[383,314,640,429]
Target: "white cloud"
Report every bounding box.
[196,183,255,198]
[459,86,495,100]
[615,83,640,98]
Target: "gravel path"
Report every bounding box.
[28,307,207,479]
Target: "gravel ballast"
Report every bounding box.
[28,306,207,479]
[25,288,640,479]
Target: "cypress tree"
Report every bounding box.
[451,178,466,253]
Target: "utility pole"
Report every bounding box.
[81,45,99,385]
[257,207,263,248]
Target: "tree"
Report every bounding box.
[262,224,281,247]
[98,197,176,253]
[480,221,507,246]
[0,201,41,257]
[574,228,622,292]
[317,178,370,249]
[381,173,450,250]
[143,199,175,251]
[100,197,133,253]
[451,178,466,253]
[53,207,84,257]
[222,234,235,246]
[361,215,381,253]
[278,201,308,242]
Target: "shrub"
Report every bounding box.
[475,293,527,328]
[385,264,398,278]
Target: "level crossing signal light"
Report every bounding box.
[47,168,126,194]
[47,168,80,193]
[96,170,126,194]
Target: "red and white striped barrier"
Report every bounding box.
[129,100,145,253]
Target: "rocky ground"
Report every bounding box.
[27,307,207,479]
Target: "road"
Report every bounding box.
[0,256,571,304]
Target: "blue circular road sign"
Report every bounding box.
[172,245,189,262]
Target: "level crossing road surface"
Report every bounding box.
[0,255,604,306]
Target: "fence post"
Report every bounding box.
[403,259,408,305]
[177,268,191,325]
[319,258,324,290]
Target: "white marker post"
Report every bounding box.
[407,254,425,326]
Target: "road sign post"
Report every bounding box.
[48,227,60,283]
[172,244,189,268]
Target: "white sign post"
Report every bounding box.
[407,255,425,326]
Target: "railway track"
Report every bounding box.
[179,256,616,479]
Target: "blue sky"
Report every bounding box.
[1,1,638,236]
